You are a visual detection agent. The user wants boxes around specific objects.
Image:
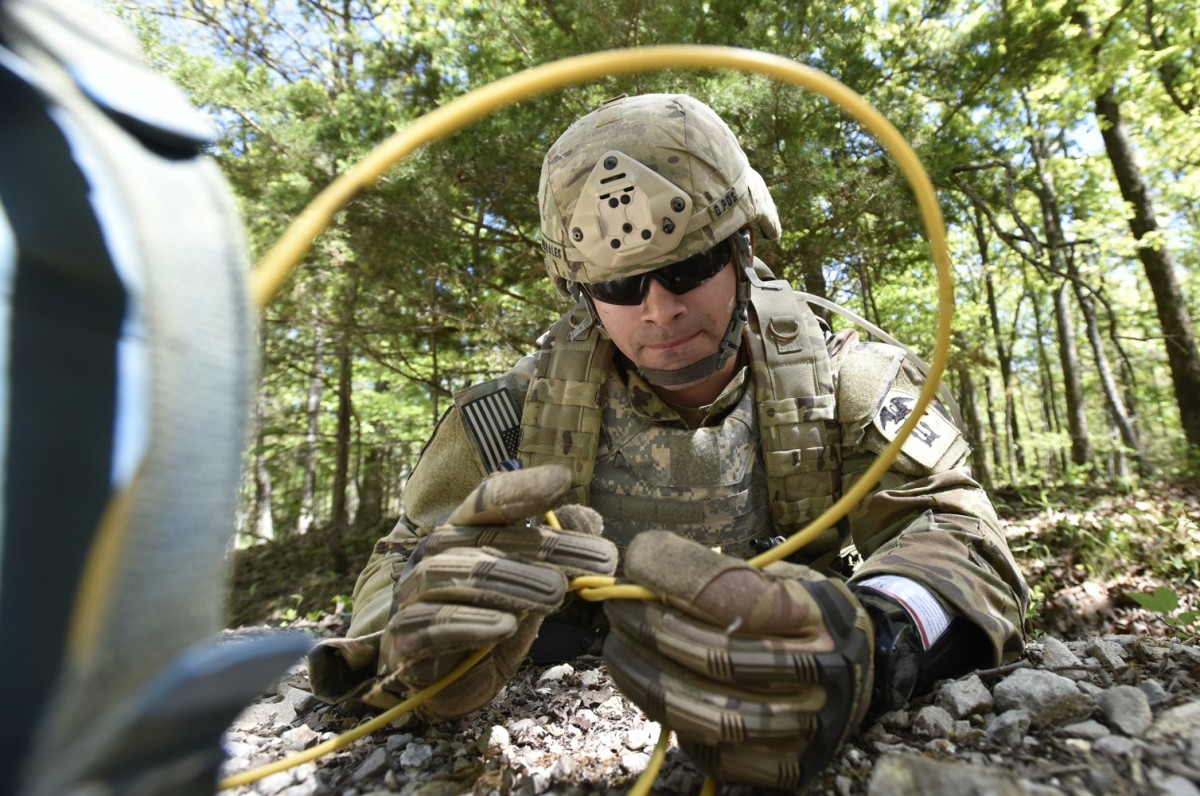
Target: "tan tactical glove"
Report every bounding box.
[603,531,874,792]
[378,465,617,721]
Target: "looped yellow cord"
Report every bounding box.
[218,646,492,789]
[237,44,954,793]
[250,43,952,570]
[628,726,673,796]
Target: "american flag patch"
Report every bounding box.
[459,388,522,473]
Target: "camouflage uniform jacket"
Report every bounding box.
[309,294,1030,708]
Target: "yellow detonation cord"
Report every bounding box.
[226,44,954,794]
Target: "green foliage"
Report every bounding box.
[1013,481,1200,636]
[1129,586,1200,640]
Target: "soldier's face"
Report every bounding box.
[591,260,739,395]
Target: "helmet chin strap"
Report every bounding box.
[635,231,753,389]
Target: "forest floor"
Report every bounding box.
[221,477,1200,795]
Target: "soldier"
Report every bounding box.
[309,93,1028,791]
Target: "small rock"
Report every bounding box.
[399,742,433,768]
[538,663,574,683]
[259,768,298,792]
[1063,719,1110,739]
[278,685,315,713]
[597,695,625,720]
[234,701,294,730]
[480,725,509,759]
[1095,735,1138,757]
[985,709,1031,747]
[1098,684,1152,736]
[1171,643,1200,664]
[1149,770,1200,796]
[913,705,955,738]
[620,751,650,774]
[351,748,388,782]
[936,674,993,719]
[1139,679,1171,707]
[280,724,320,750]
[1148,699,1200,741]
[549,754,575,779]
[1188,731,1200,769]
[1042,637,1085,671]
[993,668,1095,727]
[622,724,659,751]
[867,752,1026,795]
[578,668,602,688]
[923,738,956,755]
[1086,638,1126,670]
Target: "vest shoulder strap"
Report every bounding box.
[743,263,843,555]
[515,303,614,505]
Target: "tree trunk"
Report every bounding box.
[253,404,274,541]
[297,318,325,536]
[984,374,1005,484]
[329,275,358,574]
[972,209,1023,482]
[253,323,274,541]
[1076,282,1147,471]
[1030,290,1064,477]
[1027,129,1093,470]
[1052,283,1092,467]
[957,359,995,490]
[356,446,385,531]
[1096,87,1200,451]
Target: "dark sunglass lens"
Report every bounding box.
[587,238,731,305]
[589,276,645,305]
[660,239,730,291]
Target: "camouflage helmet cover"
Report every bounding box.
[538,93,781,295]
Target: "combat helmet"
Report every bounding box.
[537,93,781,386]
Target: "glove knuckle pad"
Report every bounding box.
[395,548,566,613]
[604,572,876,793]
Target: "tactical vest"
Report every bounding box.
[467,262,846,563]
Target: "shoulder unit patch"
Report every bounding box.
[872,389,957,470]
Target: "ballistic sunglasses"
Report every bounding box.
[585,238,733,306]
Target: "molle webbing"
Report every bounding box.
[744,270,843,559]
[516,305,614,505]
[511,270,841,561]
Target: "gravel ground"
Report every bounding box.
[219,626,1200,796]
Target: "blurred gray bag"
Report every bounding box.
[0,0,309,792]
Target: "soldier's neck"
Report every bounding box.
[650,350,742,409]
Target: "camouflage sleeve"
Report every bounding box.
[308,355,539,706]
[835,340,1029,667]
[307,406,489,705]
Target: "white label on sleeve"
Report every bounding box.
[856,574,951,650]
